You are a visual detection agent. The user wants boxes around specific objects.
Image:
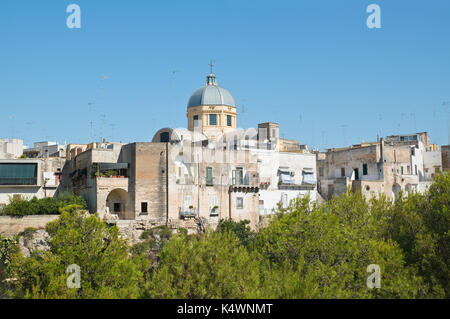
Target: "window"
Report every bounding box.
[401,166,404,175]
[210,195,218,216]
[193,115,199,127]
[227,115,232,126]
[341,168,345,177]
[113,203,121,213]
[280,171,295,184]
[363,163,368,176]
[141,202,148,213]
[0,163,37,185]
[319,167,324,177]
[209,114,217,125]
[206,167,213,185]
[160,132,170,143]
[232,168,244,185]
[236,197,243,209]
[184,195,192,215]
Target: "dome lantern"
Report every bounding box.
[206,74,217,86]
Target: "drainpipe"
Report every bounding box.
[165,143,169,227]
[380,138,384,179]
[228,187,232,220]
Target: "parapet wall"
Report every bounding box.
[0,215,59,237]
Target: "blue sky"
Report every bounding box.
[1,0,449,150]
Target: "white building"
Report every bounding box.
[0,158,65,208]
[24,141,66,158]
[0,139,24,159]
[252,149,317,215]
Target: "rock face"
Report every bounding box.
[111,217,215,245]
[18,229,51,258]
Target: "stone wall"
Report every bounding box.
[0,215,59,237]
[442,145,450,171]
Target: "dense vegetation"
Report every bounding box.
[0,173,448,299]
[0,192,87,217]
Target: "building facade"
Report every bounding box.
[317,132,441,200]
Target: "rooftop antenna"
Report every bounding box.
[299,115,302,143]
[239,99,247,129]
[340,124,348,146]
[400,113,408,133]
[410,112,416,132]
[88,102,95,142]
[100,113,106,142]
[432,108,438,144]
[99,74,109,142]
[110,123,116,142]
[25,121,34,147]
[9,114,15,139]
[321,130,326,151]
[444,101,450,145]
[171,70,180,128]
[378,113,383,139]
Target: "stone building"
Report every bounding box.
[442,145,450,171]
[0,157,65,208]
[61,71,317,237]
[23,141,67,158]
[317,132,441,200]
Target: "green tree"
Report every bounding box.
[0,235,18,298]
[145,230,262,299]
[374,173,449,298]
[253,195,423,298]
[5,205,147,299]
[216,219,255,247]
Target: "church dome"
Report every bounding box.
[187,74,236,108]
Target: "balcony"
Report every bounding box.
[179,207,198,219]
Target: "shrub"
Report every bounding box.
[2,193,87,217]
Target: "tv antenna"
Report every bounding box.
[100,113,106,142]
[400,113,408,133]
[25,121,34,146]
[88,102,95,142]
[410,112,416,132]
[321,130,326,151]
[172,70,180,128]
[378,113,383,139]
[9,114,15,139]
[239,99,247,129]
[110,123,116,142]
[444,101,450,145]
[99,74,109,141]
[340,124,348,146]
